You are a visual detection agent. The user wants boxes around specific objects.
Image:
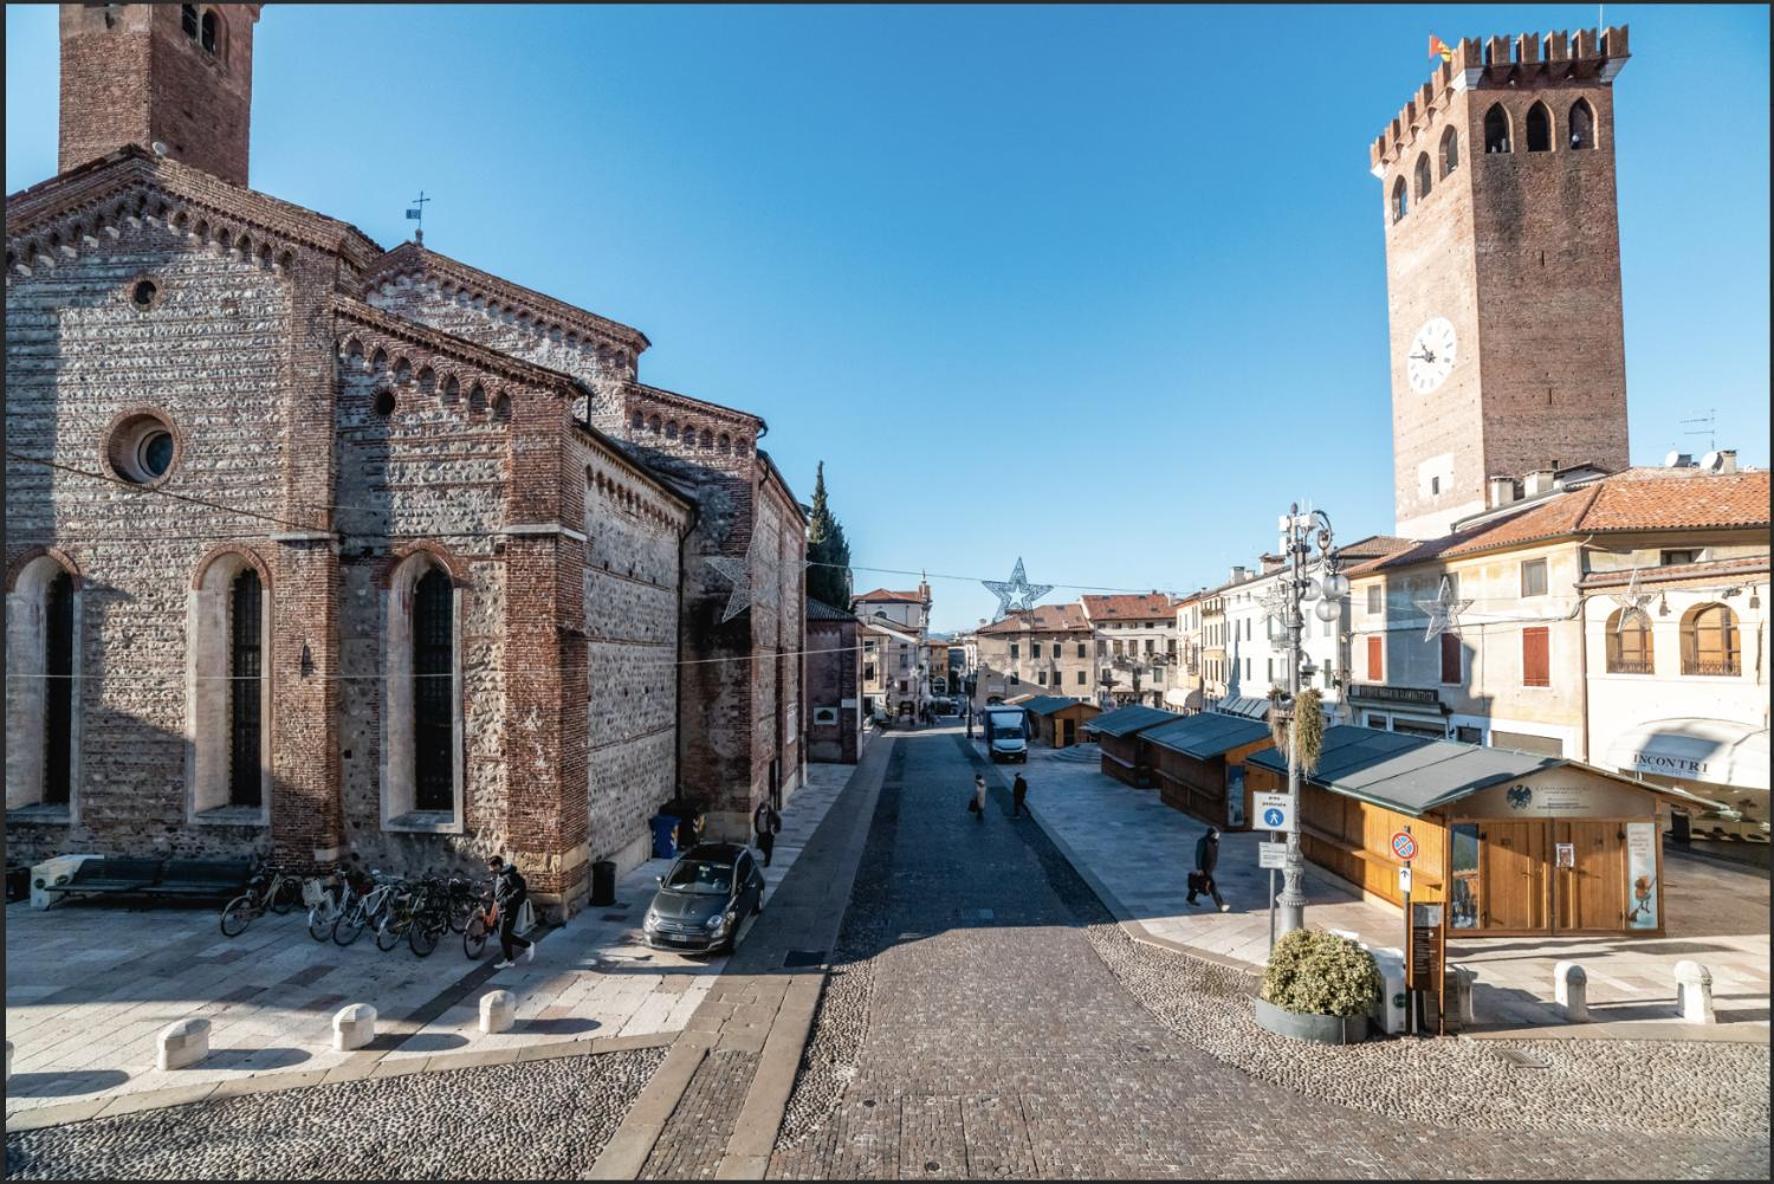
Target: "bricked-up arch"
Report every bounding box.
[6,554,82,815]
[1526,102,1553,152]
[1391,176,1408,223]
[187,547,273,821]
[1569,98,1596,149]
[1440,127,1459,176]
[382,550,465,831]
[1484,103,1511,154]
[1413,153,1432,201]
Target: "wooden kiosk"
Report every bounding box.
[1083,705,1178,789]
[1138,712,1273,830]
[1244,726,1719,937]
[1019,695,1102,749]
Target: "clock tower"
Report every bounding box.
[1372,28,1632,538]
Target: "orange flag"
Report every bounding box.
[1428,35,1455,62]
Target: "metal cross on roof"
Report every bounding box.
[707,528,766,624]
[1610,566,1655,632]
[1416,575,1473,641]
[982,558,1053,622]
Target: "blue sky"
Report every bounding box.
[7,4,1768,632]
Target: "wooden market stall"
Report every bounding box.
[1138,712,1273,830]
[1083,705,1178,788]
[1019,695,1102,749]
[1244,725,1721,937]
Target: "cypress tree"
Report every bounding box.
[805,461,853,609]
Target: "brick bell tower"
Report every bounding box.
[1372,28,1633,539]
[59,3,260,186]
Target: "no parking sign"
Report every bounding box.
[1391,830,1418,862]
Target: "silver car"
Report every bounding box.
[642,843,765,954]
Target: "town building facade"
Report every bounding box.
[1082,593,1178,708]
[803,599,861,764]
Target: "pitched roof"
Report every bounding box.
[1081,593,1177,621]
[805,598,857,622]
[1141,712,1271,759]
[975,603,1089,635]
[1084,704,1179,737]
[853,589,925,604]
[1375,471,1770,571]
[1246,726,1556,815]
[1019,695,1098,717]
[1578,555,1770,590]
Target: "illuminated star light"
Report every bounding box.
[1610,566,1655,633]
[1416,575,1473,641]
[981,557,1053,622]
[707,528,767,624]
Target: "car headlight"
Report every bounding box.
[707,911,732,932]
[644,910,661,930]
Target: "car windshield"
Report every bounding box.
[665,860,731,895]
[988,714,1022,730]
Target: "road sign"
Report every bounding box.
[1258,841,1287,870]
[1253,792,1294,833]
[1398,864,1413,893]
[1390,830,1418,861]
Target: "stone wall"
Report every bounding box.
[805,616,859,763]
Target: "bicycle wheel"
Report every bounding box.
[375,916,404,953]
[220,894,255,938]
[268,878,299,915]
[464,915,488,960]
[408,918,440,958]
[448,894,473,935]
[308,902,336,942]
[333,904,366,947]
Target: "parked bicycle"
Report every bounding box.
[218,864,303,938]
[332,870,403,947]
[463,889,535,961]
[306,868,366,942]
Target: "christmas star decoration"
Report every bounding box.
[707,529,766,624]
[1416,575,1473,641]
[1610,566,1655,633]
[982,557,1053,622]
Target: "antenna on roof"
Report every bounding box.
[1682,409,1717,453]
[405,190,432,246]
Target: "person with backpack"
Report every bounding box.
[753,798,782,867]
[488,855,535,968]
[1186,825,1229,912]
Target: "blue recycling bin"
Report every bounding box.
[650,814,679,860]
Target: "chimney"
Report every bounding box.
[1488,476,1520,509]
[1717,450,1738,474]
[1524,469,1558,497]
[1229,565,1250,584]
[1259,553,1287,575]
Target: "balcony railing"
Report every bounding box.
[1606,658,1654,675]
[1682,658,1741,677]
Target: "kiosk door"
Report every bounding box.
[1554,820,1625,932]
[1482,821,1548,932]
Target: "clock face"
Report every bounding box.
[1406,316,1458,394]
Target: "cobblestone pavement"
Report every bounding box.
[2,1047,663,1179]
[771,730,1771,1179]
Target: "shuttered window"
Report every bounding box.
[1521,627,1551,687]
[1366,636,1383,681]
[1439,632,1461,685]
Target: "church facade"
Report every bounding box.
[4,3,806,917]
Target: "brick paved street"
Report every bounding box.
[771,728,1771,1179]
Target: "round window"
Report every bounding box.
[106,412,179,485]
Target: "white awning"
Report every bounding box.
[1605,718,1770,792]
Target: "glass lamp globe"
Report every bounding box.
[1314,598,1339,622]
[1301,577,1321,603]
[1322,572,1350,598]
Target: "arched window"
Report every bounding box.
[1414,153,1432,201]
[7,558,80,814]
[1605,608,1653,674]
[228,569,262,807]
[1484,104,1511,154]
[1569,99,1595,150]
[631,410,644,431]
[1526,102,1552,152]
[188,551,271,818]
[1681,603,1740,676]
[1440,127,1459,176]
[181,4,198,38]
[412,569,454,812]
[199,9,218,54]
[1391,176,1408,223]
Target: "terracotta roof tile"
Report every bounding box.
[853,588,925,603]
[1081,593,1177,621]
[976,603,1089,634]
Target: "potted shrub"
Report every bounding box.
[1253,929,1381,1044]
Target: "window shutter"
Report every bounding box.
[1366,636,1383,681]
[1522,627,1550,687]
[1439,632,1461,684]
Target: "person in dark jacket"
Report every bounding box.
[1186,826,1229,912]
[488,855,535,967]
[753,799,782,867]
[1011,773,1029,817]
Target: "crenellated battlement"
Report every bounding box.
[1369,26,1629,174]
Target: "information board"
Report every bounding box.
[1408,902,1443,990]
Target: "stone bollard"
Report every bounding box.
[1447,964,1477,1027]
[332,1003,378,1052]
[1674,960,1716,1024]
[480,990,516,1035]
[1554,961,1589,1023]
[156,1017,211,1071]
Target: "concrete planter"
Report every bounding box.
[1252,995,1370,1045]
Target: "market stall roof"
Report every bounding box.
[1142,712,1271,760]
[1019,695,1097,717]
[1084,704,1179,738]
[1213,696,1271,721]
[1248,726,1732,817]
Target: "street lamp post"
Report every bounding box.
[1272,502,1347,939]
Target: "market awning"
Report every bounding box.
[1604,718,1770,792]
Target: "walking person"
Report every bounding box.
[1185,825,1229,912]
[753,798,782,867]
[488,855,536,968]
[968,773,988,822]
[1011,772,1029,817]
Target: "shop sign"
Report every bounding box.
[1348,684,1444,708]
[1503,782,1594,815]
[1630,750,1711,778]
[1625,822,1658,930]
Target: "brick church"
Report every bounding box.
[4,4,807,917]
